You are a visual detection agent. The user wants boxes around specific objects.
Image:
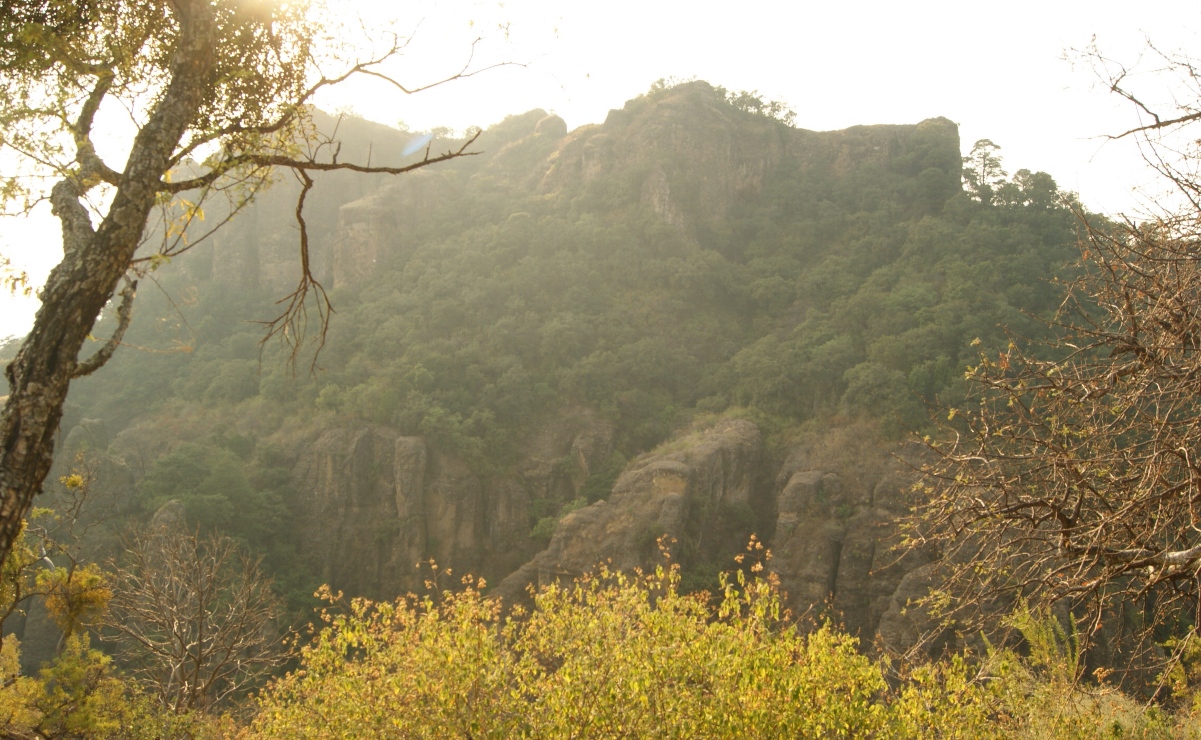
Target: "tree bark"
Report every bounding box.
[0,0,218,568]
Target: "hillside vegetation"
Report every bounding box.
[49,82,1081,592]
[2,80,1165,735]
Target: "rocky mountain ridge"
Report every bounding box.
[193,81,960,297]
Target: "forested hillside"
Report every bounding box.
[72,82,1076,452]
[5,79,1082,659]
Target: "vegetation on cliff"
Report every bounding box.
[74,84,1077,463]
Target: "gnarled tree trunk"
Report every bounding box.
[0,0,217,568]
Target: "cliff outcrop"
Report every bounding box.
[495,418,765,599]
[476,418,932,652]
[769,440,927,641]
[281,409,1129,661]
[253,81,963,291]
[292,408,614,598]
[540,81,959,241]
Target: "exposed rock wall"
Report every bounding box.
[541,82,787,238]
[539,82,959,242]
[473,418,935,654]
[292,409,614,598]
[770,458,928,642]
[293,427,434,599]
[292,425,532,598]
[331,108,570,288]
[332,171,457,289]
[495,419,764,599]
[287,414,938,653]
[311,82,960,291]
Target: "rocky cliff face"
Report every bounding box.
[292,408,614,598]
[54,412,951,660]
[331,171,456,289]
[496,418,764,599]
[537,81,958,243]
[476,417,929,651]
[291,416,773,605]
[187,108,571,297]
[255,82,961,292]
[769,441,928,643]
[24,414,936,665]
[541,84,786,233]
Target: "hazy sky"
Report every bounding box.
[2,0,1199,339]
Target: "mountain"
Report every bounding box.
[38,79,1080,654]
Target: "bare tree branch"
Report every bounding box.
[918,203,1201,671]
[162,128,482,194]
[103,524,287,713]
[255,167,331,372]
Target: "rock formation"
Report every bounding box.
[292,409,614,599]
[230,81,961,293]
[496,418,765,599]
[770,448,929,643]
[538,81,958,243]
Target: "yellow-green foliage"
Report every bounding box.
[247,563,993,739]
[245,561,1201,740]
[0,520,1187,738]
[993,605,1184,739]
[0,634,229,739]
[37,562,112,637]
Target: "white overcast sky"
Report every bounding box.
[1,0,1199,339]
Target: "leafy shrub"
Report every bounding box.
[247,564,898,738]
[529,497,588,544]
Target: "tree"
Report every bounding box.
[0,0,496,570]
[961,138,1006,204]
[0,633,160,740]
[102,521,286,713]
[920,44,1201,666]
[0,459,114,656]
